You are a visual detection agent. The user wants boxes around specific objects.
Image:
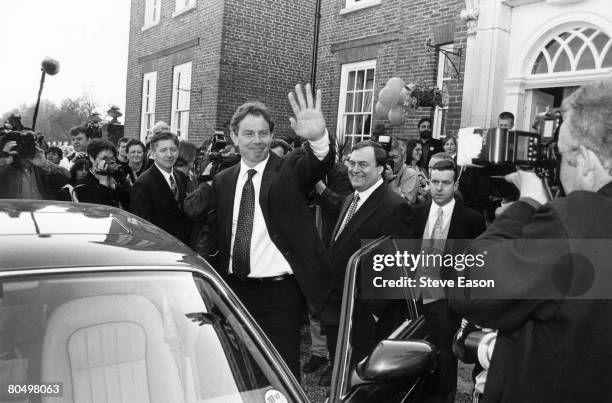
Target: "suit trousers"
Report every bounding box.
[227,276,304,379]
[421,299,461,403]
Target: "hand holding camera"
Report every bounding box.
[505,169,550,205]
[1,141,18,165]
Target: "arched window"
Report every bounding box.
[531,27,612,74]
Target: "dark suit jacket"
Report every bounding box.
[421,138,443,167]
[131,165,191,244]
[323,183,414,326]
[451,181,612,403]
[413,198,486,252]
[314,162,353,248]
[199,145,334,314]
[457,167,492,216]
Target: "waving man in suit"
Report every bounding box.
[199,84,334,378]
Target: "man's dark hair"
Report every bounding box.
[271,138,292,154]
[498,111,515,123]
[417,117,433,129]
[69,125,91,138]
[150,131,179,150]
[351,140,388,166]
[126,139,146,154]
[47,146,63,160]
[117,137,130,146]
[87,139,116,159]
[430,158,457,181]
[230,102,275,134]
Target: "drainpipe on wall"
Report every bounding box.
[310,0,322,90]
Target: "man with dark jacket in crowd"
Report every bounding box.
[452,78,612,402]
[322,140,414,383]
[132,131,191,244]
[418,117,442,167]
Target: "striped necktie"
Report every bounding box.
[336,193,360,240]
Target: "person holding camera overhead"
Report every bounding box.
[0,130,69,199]
[451,78,612,402]
[59,139,131,208]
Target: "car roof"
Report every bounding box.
[0,199,207,272]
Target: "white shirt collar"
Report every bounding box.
[155,163,175,181]
[354,178,384,202]
[430,197,456,221]
[239,156,269,178]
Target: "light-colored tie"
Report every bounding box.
[431,207,444,239]
[336,193,360,240]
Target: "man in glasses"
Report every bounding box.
[451,78,612,402]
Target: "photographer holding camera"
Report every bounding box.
[451,78,612,402]
[63,139,131,208]
[0,130,69,199]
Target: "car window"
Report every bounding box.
[0,270,296,403]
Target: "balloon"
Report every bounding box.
[386,77,405,93]
[388,104,404,126]
[398,86,411,103]
[378,86,400,108]
[374,101,390,118]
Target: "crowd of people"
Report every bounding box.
[1,77,612,402]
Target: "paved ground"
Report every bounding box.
[299,326,473,403]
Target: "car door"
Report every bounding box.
[329,236,436,403]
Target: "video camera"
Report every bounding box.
[373,134,395,171]
[456,108,563,195]
[1,114,48,161]
[194,132,241,182]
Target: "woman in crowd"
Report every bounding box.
[405,138,429,204]
[125,139,148,184]
[176,140,198,191]
[442,135,457,160]
[56,157,91,202]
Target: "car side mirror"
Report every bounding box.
[356,339,437,383]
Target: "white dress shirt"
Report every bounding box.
[421,198,456,303]
[229,133,330,278]
[423,198,456,239]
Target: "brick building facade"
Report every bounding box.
[125,0,317,145]
[315,0,467,149]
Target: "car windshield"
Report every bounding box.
[0,270,295,403]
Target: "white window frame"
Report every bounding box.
[142,0,160,31]
[171,62,192,140]
[336,60,376,147]
[173,0,196,17]
[340,0,382,15]
[433,44,453,140]
[140,72,157,142]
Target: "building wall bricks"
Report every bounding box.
[125,0,316,145]
[316,0,467,145]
